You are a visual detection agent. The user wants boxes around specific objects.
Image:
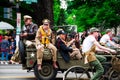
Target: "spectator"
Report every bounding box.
[12,29,16,40]
[0,34,3,52]
[1,36,10,64]
[9,38,16,60]
[5,30,12,43]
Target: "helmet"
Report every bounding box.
[42,19,50,24]
[90,27,99,33]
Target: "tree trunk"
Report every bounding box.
[32,0,54,27]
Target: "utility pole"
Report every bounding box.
[16,0,21,47]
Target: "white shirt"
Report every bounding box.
[82,35,96,53]
[100,34,110,44]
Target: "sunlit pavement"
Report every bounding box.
[0,64,63,80]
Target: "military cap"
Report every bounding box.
[23,15,32,21]
[57,30,66,35]
[106,29,112,33]
[42,19,50,24]
[90,27,99,33]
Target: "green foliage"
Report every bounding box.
[56,0,120,32]
[53,0,60,26]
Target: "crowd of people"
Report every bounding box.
[1,14,120,80]
[0,29,16,64]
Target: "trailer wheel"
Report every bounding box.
[63,66,90,80]
[109,70,120,80]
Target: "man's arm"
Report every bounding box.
[108,39,119,48]
[35,28,41,45]
[94,40,116,53]
[27,24,38,36]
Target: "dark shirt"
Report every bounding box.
[55,37,73,62]
[22,23,38,40]
[1,40,9,52]
[6,33,12,42]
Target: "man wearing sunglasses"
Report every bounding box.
[35,19,58,70]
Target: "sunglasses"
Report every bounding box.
[43,24,49,26]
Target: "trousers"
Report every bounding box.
[90,55,106,80]
[37,43,57,64]
[1,52,9,61]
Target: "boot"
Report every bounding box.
[38,64,42,70]
[53,61,58,69]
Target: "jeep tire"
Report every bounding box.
[34,62,57,80]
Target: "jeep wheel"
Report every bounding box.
[34,62,57,80]
[18,40,26,64]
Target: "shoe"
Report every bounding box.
[38,64,42,70]
[8,61,12,64]
[53,62,58,69]
[5,62,8,64]
[15,63,19,64]
[22,64,27,70]
[1,61,4,64]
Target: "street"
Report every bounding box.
[0,64,63,80]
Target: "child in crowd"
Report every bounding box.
[9,38,16,60]
[1,36,10,64]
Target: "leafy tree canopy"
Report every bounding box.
[55,0,120,32]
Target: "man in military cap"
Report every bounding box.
[21,15,38,42]
[55,30,82,63]
[100,29,120,48]
[35,19,58,70]
[9,15,38,66]
[82,27,116,80]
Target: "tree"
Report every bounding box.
[0,0,54,27]
[23,0,54,27]
[65,0,120,32]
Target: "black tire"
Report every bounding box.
[63,66,91,80]
[34,62,58,80]
[109,70,120,80]
[18,40,26,64]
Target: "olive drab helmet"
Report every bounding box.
[42,19,50,24]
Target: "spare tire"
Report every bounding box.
[18,40,26,64]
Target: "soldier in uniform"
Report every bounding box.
[20,15,38,46]
[10,15,38,67]
[55,30,82,63]
[100,29,120,48]
[82,27,116,80]
[35,19,58,70]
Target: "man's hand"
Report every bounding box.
[23,32,27,36]
[20,32,27,37]
[104,50,110,53]
[36,44,44,50]
[73,48,78,51]
[71,39,75,42]
[110,49,116,54]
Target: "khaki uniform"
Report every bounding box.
[35,25,57,65]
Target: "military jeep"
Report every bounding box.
[19,40,91,80]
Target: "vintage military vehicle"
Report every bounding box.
[19,40,91,80]
[19,39,120,80]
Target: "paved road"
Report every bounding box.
[0,64,63,80]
